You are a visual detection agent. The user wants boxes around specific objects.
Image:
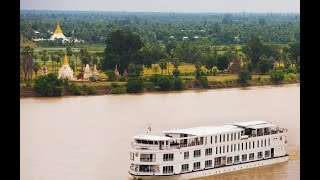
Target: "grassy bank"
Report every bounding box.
[20,74,299,98]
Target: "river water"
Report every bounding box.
[20,84,300,180]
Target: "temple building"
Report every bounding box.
[58,54,74,80]
[92,64,100,77]
[83,64,92,80]
[49,22,68,42]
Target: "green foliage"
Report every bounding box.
[157,76,174,91]
[118,76,127,81]
[143,81,155,91]
[269,69,285,83]
[82,85,97,95]
[238,67,252,84]
[102,30,144,74]
[173,77,184,90]
[158,59,167,74]
[195,76,210,88]
[111,83,126,94]
[217,55,230,71]
[105,70,116,81]
[204,53,217,72]
[172,68,180,77]
[69,83,82,95]
[242,36,264,68]
[284,73,299,82]
[126,78,144,93]
[127,63,143,77]
[34,73,63,96]
[258,59,272,74]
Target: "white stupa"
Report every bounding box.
[58,54,73,80]
[49,22,68,41]
[83,64,92,80]
[92,64,100,77]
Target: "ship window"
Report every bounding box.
[249,153,254,160]
[223,146,225,153]
[253,141,255,148]
[193,162,201,170]
[234,144,236,152]
[265,150,270,158]
[216,147,218,154]
[258,152,263,159]
[227,134,229,141]
[268,139,270,146]
[184,152,189,159]
[215,136,217,143]
[163,154,174,161]
[265,139,267,147]
[205,160,212,168]
[211,136,213,144]
[234,155,240,163]
[234,133,236,140]
[227,157,232,164]
[242,143,244,151]
[182,164,189,172]
[238,143,240,151]
[249,142,251,149]
[137,140,141,143]
[231,145,233,152]
[220,135,222,143]
[220,146,221,154]
[242,154,247,161]
[257,140,259,148]
[205,148,212,156]
[246,142,247,150]
[231,133,233,141]
[227,145,229,153]
[194,150,201,158]
[223,135,225,142]
[163,166,173,174]
[261,140,263,147]
[238,132,240,140]
[214,157,222,166]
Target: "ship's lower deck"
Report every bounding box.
[129,155,289,180]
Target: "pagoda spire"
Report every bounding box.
[54,22,63,34]
[63,54,68,65]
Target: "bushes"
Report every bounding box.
[269,69,285,83]
[195,76,209,88]
[238,68,252,84]
[126,78,144,93]
[82,85,97,95]
[173,77,184,90]
[34,73,63,96]
[157,76,174,91]
[143,81,155,91]
[70,83,82,95]
[111,83,126,94]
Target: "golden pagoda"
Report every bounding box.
[63,54,68,65]
[58,53,73,79]
[50,22,67,41]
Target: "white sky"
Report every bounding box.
[21,0,300,13]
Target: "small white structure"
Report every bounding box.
[92,64,100,77]
[58,54,73,80]
[83,64,92,80]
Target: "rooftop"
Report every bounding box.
[133,134,171,141]
[164,125,242,136]
[233,121,266,127]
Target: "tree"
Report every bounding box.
[32,61,40,77]
[258,56,272,74]
[74,51,79,71]
[158,59,167,74]
[288,42,300,66]
[34,73,63,96]
[21,46,34,81]
[204,53,217,72]
[242,36,264,69]
[127,63,143,77]
[40,50,49,65]
[80,48,91,69]
[66,46,73,64]
[238,66,252,84]
[217,55,230,72]
[102,30,144,74]
[126,77,144,93]
[269,69,285,83]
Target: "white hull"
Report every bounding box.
[130,155,289,180]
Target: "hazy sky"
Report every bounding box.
[20,0,300,13]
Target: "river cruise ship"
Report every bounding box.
[129,121,289,179]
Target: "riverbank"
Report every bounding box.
[20,79,300,98]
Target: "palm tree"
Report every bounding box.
[74,51,79,71]
[158,59,167,75]
[66,46,73,65]
[32,61,40,78]
[40,50,49,65]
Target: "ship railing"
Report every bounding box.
[140,158,156,162]
[163,158,174,161]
